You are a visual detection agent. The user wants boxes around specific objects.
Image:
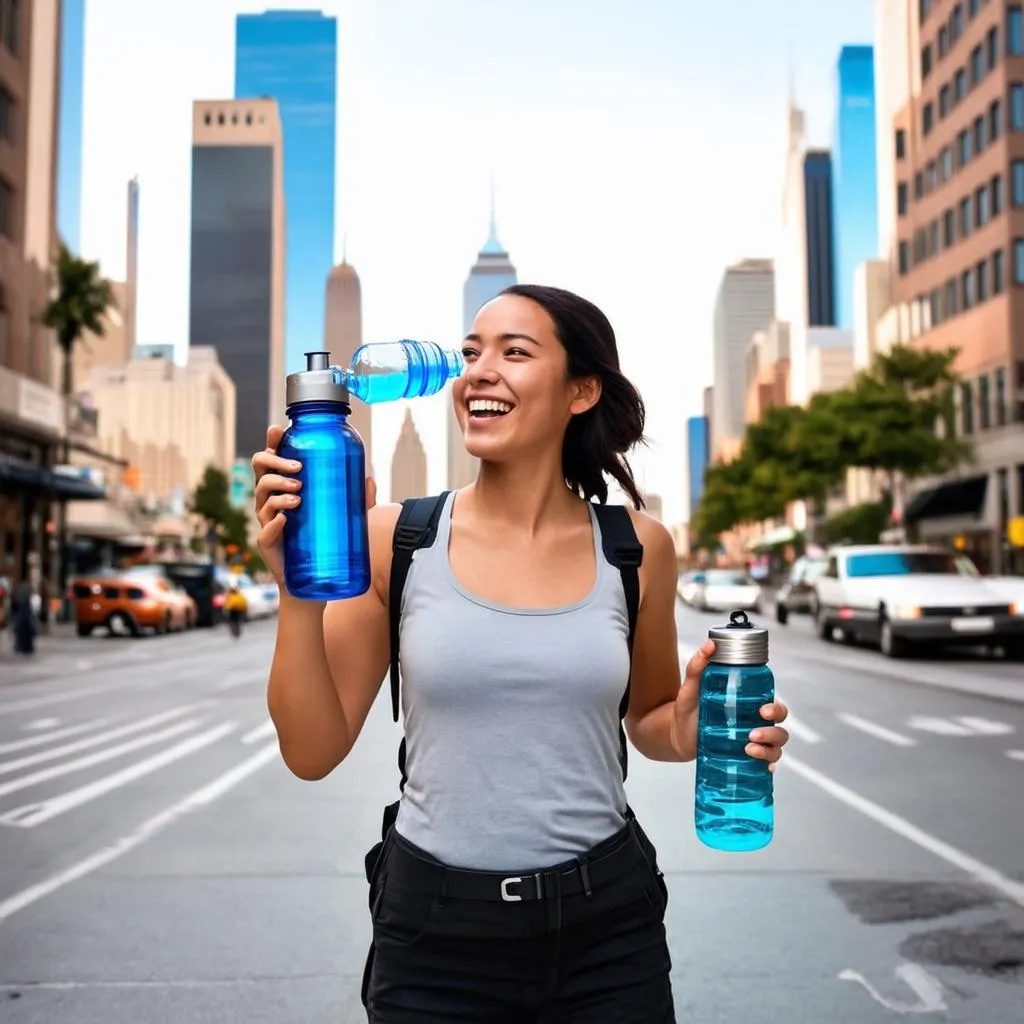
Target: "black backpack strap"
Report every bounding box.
[592,503,643,782]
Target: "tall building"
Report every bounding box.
[887,0,1024,572]
[188,98,285,462]
[56,0,85,252]
[390,409,427,502]
[803,150,837,327]
[125,176,139,354]
[324,258,371,473]
[710,259,775,458]
[447,202,518,490]
[235,10,337,376]
[686,415,709,520]
[834,45,880,328]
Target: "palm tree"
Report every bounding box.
[42,244,115,450]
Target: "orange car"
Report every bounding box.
[72,574,196,637]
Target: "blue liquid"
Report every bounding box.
[342,340,463,404]
[278,402,370,601]
[695,662,775,852]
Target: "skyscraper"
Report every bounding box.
[188,99,285,461]
[56,0,85,252]
[833,45,879,328]
[391,409,427,503]
[803,150,837,328]
[125,176,139,354]
[447,202,518,490]
[235,10,337,375]
[324,258,371,473]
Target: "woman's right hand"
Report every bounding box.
[251,425,378,587]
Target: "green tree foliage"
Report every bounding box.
[191,466,249,552]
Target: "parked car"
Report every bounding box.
[810,544,1024,659]
[72,574,194,637]
[775,555,829,624]
[120,562,224,627]
[682,569,763,614]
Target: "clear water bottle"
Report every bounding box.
[695,610,775,852]
[278,352,370,601]
[336,340,464,404]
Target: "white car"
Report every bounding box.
[681,569,762,613]
[811,544,1023,659]
[216,569,279,620]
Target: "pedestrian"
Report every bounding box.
[252,284,791,1022]
[10,580,37,656]
[224,579,247,638]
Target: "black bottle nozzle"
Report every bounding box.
[727,610,754,629]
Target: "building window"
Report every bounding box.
[945,277,959,316]
[899,240,910,275]
[940,25,950,57]
[958,128,972,165]
[993,173,1005,214]
[971,44,984,83]
[995,367,1008,425]
[994,248,1006,292]
[914,227,927,263]
[977,184,991,224]
[989,25,1001,69]
[1014,238,1024,283]
[929,219,940,255]
[1014,161,1024,205]
[923,102,935,135]
[0,86,13,145]
[979,374,991,429]
[897,181,909,215]
[915,171,925,199]
[3,0,19,56]
[202,112,211,125]
[977,258,989,301]
[0,175,11,240]
[895,128,906,159]
[990,98,1003,139]
[930,288,943,325]
[951,3,965,43]
[941,145,954,179]
[974,114,987,152]
[923,44,934,78]
[217,113,225,125]
[969,0,980,14]
[944,208,956,246]
[954,67,967,102]
[1011,84,1024,129]
[920,0,933,23]
[960,195,973,235]
[962,268,975,309]
[940,83,952,117]
[926,160,937,191]
[961,382,975,434]
[1010,6,1024,54]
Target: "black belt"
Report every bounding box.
[383,824,647,904]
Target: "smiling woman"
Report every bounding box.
[251,282,790,1022]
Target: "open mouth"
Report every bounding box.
[467,399,514,419]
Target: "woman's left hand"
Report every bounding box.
[672,640,791,770]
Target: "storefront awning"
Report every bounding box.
[0,456,106,501]
[746,525,797,552]
[903,474,988,525]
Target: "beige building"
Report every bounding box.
[190,99,284,460]
[88,347,236,506]
[390,408,427,503]
[324,259,372,473]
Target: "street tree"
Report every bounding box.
[190,466,250,553]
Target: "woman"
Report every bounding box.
[253,284,790,1022]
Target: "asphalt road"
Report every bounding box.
[0,603,1022,1023]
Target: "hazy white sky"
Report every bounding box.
[80,0,873,524]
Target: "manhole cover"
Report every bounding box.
[900,919,1024,981]
[829,879,995,925]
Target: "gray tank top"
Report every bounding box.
[394,491,630,871]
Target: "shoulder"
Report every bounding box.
[367,502,402,599]
[624,507,675,563]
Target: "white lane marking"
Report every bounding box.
[241,719,276,745]
[0,681,139,716]
[0,720,201,799]
[954,716,1014,736]
[0,720,110,754]
[1006,749,1024,761]
[786,754,1024,910]
[0,722,239,828]
[24,718,61,731]
[0,740,278,921]
[0,703,211,775]
[906,715,973,736]
[780,712,823,744]
[837,714,916,747]
[74,660,92,671]
[838,963,947,1014]
[214,670,264,692]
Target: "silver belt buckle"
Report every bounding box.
[500,876,523,902]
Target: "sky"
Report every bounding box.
[80,0,875,525]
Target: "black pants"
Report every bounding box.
[362,818,675,1022]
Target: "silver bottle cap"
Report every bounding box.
[285,350,350,408]
[707,610,769,666]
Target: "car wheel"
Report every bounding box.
[776,603,789,625]
[107,611,138,637]
[76,623,92,637]
[1004,639,1024,662]
[815,611,834,642]
[879,618,907,658]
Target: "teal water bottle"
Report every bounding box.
[695,610,775,852]
[336,340,463,403]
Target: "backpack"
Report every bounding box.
[364,491,643,888]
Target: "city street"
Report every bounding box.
[1,603,1023,1023]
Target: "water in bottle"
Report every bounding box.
[695,610,775,852]
[278,352,370,601]
[337,340,464,404]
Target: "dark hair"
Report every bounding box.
[500,283,646,508]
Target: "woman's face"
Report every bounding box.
[453,294,599,464]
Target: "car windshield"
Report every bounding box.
[845,551,964,577]
[705,570,754,586]
[803,559,828,581]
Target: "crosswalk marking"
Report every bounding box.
[242,719,277,745]
[0,718,111,755]
[1007,750,1024,762]
[780,712,823,744]
[836,714,917,747]
[907,716,974,736]
[952,717,1014,736]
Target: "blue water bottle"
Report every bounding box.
[278,352,370,601]
[695,610,775,852]
[337,340,463,403]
